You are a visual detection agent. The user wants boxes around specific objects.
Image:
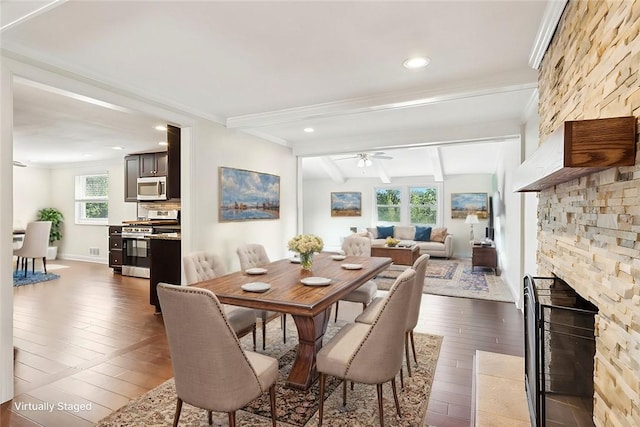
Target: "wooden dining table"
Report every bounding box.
[191,252,392,390]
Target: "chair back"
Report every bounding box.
[18,221,52,258]
[157,283,263,412]
[183,252,226,285]
[341,235,371,257]
[236,244,270,270]
[345,268,416,383]
[407,254,429,330]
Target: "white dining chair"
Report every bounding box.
[13,221,51,277]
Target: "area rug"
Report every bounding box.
[12,270,60,287]
[97,322,442,427]
[376,258,514,303]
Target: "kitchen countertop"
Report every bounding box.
[148,233,181,241]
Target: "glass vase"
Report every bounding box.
[299,252,314,270]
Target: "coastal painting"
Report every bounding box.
[219,167,280,222]
[451,192,488,219]
[331,192,361,217]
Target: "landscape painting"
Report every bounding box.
[451,192,488,219]
[331,192,361,217]
[219,167,280,222]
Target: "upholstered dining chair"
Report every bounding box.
[354,254,430,384]
[157,283,278,427]
[236,244,286,350]
[183,252,258,350]
[13,221,51,277]
[333,234,378,322]
[317,268,416,427]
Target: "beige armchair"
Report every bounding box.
[334,235,378,322]
[236,244,286,349]
[317,268,416,426]
[13,221,51,277]
[157,283,277,427]
[183,252,257,350]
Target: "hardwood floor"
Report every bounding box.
[2,260,523,426]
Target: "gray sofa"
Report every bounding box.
[365,225,453,259]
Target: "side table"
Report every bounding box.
[472,244,497,273]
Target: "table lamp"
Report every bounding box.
[465,214,479,242]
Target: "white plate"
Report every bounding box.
[341,263,363,270]
[289,257,301,263]
[331,254,346,261]
[245,267,267,275]
[300,277,332,286]
[241,282,271,292]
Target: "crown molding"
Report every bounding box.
[0,0,65,33]
[529,0,568,70]
[227,77,538,130]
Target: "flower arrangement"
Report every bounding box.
[288,234,324,270]
[385,236,400,247]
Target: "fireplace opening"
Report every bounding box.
[524,275,598,426]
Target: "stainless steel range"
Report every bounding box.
[121,226,153,278]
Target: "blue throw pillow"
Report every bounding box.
[377,225,395,239]
[415,226,432,241]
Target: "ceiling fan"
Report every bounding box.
[12,160,27,167]
[335,152,393,167]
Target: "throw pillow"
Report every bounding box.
[415,226,432,241]
[377,225,395,239]
[430,227,447,242]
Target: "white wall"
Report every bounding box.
[302,174,494,258]
[50,161,137,262]
[13,166,52,230]
[188,121,297,272]
[523,106,540,277]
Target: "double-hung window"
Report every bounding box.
[374,184,442,225]
[375,188,402,223]
[409,186,438,225]
[75,174,109,225]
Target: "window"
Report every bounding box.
[75,174,108,224]
[409,186,438,224]
[375,188,401,222]
[374,184,442,225]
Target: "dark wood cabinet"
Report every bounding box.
[167,124,181,200]
[108,226,123,273]
[472,244,497,273]
[124,155,140,202]
[139,152,168,177]
[149,237,181,313]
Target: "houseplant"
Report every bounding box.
[37,207,63,260]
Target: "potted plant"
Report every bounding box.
[37,207,63,260]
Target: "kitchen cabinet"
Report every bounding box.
[140,152,168,177]
[167,124,181,200]
[149,236,181,313]
[108,225,123,273]
[124,155,140,202]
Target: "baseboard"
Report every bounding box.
[57,254,108,264]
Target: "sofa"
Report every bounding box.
[365,225,453,259]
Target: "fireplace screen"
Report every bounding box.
[524,275,597,427]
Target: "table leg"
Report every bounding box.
[287,307,331,390]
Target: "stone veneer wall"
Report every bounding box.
[537,1,640,426]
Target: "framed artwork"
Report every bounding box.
[331,192,361,217]
[219,167,280,222]
[451,192,488,219]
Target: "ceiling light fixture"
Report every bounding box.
[356,154,373,168]
[154,125,167,131]
[304,127,315,133]
[403,56,430,69]
[158,141,168,146]
[112,146,124,150]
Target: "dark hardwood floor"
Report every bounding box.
[1,260,523,426]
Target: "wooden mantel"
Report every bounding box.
[514,116,637,192]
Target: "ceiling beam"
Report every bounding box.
[372,160,390,184]
[427,147,444,182]
[319,157,346,184]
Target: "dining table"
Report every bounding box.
[191,252,392,390]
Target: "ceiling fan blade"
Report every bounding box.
[333,155,358,161]
[13,160,27,167]
[372,155,393,160]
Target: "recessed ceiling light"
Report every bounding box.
[304,127,315,133]
[158,141,168,146]
[403,56,430,69]
[154,125,167,131]
[112,146,124,150]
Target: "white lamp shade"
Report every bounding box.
[465,214,479,224]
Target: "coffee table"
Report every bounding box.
[371,244,420,265]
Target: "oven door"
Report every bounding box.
[122,237,151,278]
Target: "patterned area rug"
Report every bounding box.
[12,270,60,287]
[376,258,514,303]
[97,321,442,427]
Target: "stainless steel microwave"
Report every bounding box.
[137,176,167,200]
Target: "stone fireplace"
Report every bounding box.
[537,1,640,426]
